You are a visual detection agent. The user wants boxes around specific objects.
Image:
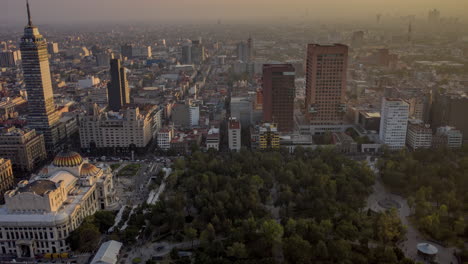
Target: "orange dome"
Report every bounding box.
[80,163,101,177]
[53,151,83,167]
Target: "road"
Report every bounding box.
[365,157,458,264]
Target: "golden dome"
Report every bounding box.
[53,151,83,167]
[80,163,101,177]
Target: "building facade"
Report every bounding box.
[379,98,409,150]
[0,159,14,203]
[262,64,295,132]
[305,44,348,134]
[0,151,116,257]
[20,3,62,151]
[107,59,130,112]
[228,118,241,152]
[79,107,152,152]
[157,128,174,151]
[0,127,46,172]
[406,121,432,150]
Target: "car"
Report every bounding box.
[156,246,165,251]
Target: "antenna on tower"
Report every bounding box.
[26,0,33,26]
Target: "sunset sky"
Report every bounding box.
[2,0,466,24]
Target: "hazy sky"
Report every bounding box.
[2,0,466,25]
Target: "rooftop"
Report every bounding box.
[17,180,57,196]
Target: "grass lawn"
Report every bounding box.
[118,164,141,177]
[110,163,121,171]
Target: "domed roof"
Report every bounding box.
[80,163,101,177]
[53,150,83,167]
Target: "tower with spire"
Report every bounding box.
[20,0,62,152]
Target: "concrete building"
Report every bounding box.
[228,118,241,152]
[262,64,295,132]
[181,43,192,64]
[406,121,432,150]
[230,97,252,127]
[120,44,151,59]
[189,106,200,127]
[252,123,280,150]
[358,111,380,132]
[157,127,174,151]
[20,3,63,151]
[433,126,463,149]
[0,51,20,67]
[47,42,59,54]
[0,150,116,257]
[0,159,14,203]
[430,89,468,143]
[78,76,100,88]
[305,44,348,134]
[107,59,130,112]
[0,127,46,172]
[191,40,205,65]
[379,98,409,150]
[206,128,220,151]
[79,107,153,153]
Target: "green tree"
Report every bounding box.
[283,235,312,264]
[94,210,116,233]
[226,242,248,259]
[184,225,198,249]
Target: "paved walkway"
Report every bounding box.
[365,157,458,264]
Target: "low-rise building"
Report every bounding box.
[206,128,220,151]
[252,123,279,150]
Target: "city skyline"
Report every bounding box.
[2,0,467,25]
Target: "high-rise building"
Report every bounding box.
[20,2,62,151]
[0,158,14,203]
[406,120,432,150]
[379,98,409,150]
[236,37,254,62]
[305,44,348,133]
[96,52,113,67]
[181,43,192,64]
[351,31,365,48]
[262,64,295,132]
[0,127,47,172]
[228,117,241,152]
[157,127,174,150]
[79,107,153,152]
[191,40,205,65]
[430,89,468,143]
[47,42,59,54]
[121,43,133,59]
[0,50,21,67]
[107,59,130,111]
[247,36,254,60]
[428,9,440,23]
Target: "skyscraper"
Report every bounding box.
[262,64,295,132]
[191,40,205,65]
[379,98,409,150]
[20,1,61,151]
[305,44,348,134]
[107,59,130,111]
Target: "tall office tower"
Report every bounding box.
[262,64,295,132]
[430,88,468,141]
[47,42,59,54]
[228,117,242,152]
[181,43,192,64]
[428,9,440,23]
[107,59,130,111]
[305,44,348,133]
[191,40,205,65]
[20,1,61,151]
[121,43,133,59]
[379,98,409,150]
[247,36,254,60]
[0,50,20,67]
[236,42,248,62]
[351,31,364,48]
